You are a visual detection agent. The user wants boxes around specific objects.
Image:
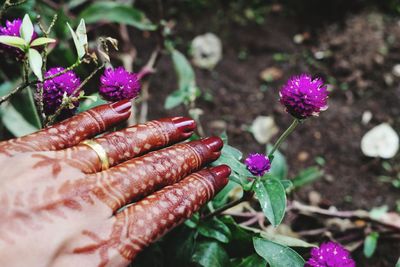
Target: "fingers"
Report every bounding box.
[60,117,196,173]
[80,137,223,212]
[0,100,131,157]
[73,165,230,265]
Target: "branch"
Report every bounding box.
[0,0,27,21]
[45,63,105,126]
[0,60,81,105]
[290,201,400,232]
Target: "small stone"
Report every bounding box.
[293,34,304,44]
[361,123,399,159]
[191,33,222,69]
[314,131,322,140]
[361,111,372,125]
[392,64,400,77]
[297,151,309,162]
[259,67,283,82]
[251,116,279,144]
[209,120,227,130]
[308,191,321,206]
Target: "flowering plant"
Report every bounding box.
[2,1,398,267]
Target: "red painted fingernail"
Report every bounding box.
[111,99,132,114]
[171,117,196,135]
[201,136,223,152]
[209,165,230,189]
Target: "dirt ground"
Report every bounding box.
[133,3,400,266]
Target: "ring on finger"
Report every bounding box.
[81,140,110,171]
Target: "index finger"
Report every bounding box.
[0,100,131,157]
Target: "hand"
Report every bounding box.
[0,100,230,267]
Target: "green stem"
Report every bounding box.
[202,179,257,220]
[23,60,42,129]
[268,119,299,158]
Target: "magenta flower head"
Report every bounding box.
[279,74,328,119]
[99,67,141,101]
[0,18,37,58]
[245,153,271,176]
[39,67,81,117]
[306,242,356,267]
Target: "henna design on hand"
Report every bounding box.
[0,100,131,157]
[73,166,230,266]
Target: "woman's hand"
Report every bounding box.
[0,100,230,267]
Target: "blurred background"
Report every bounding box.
[1,0,400,266]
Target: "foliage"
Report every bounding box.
[3,1,393,266]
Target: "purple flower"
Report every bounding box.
[99,67,141,101]
[279,74,328,119]
[306,242,356,267]
[245,153,271,176]
[39,67,81,117]
[0,18,37,58]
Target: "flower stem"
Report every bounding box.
[202,191,254,220]
[202,179,257,220]
[268,119,299,158]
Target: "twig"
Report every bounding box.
[290,201,400,232]
[36,14,58,123]
[45,63,105,126]
[0,0,27,20]
[0,60,81,105]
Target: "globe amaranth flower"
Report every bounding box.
[39,67,81,117]
[279,74,328,119]
[245,153,271,176]
[306,241,356,267]
[0,18,37,58]
[99,67,141,101]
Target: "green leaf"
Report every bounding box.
[254,178,286,227]
[67,21,86,59]
[171,49,195,91]
[253,237,305,267]
[396,257,400,267]
[1,104,38,136]
[79,2,156,31]
[363,232,379,258]
[191,241,229,267]
[30,37,56,47]
[20,14,34,43]
[292,167,323,188]
[75,19,88,53]
[28,48,43,81]
[280,180,293,191]
[78,93,107,112]
[232,254,266,267]
[212,181,241,208]
[260,232,316,248]
[223,144,243,161]
[0,81,15,97]
[198,217,232,243]
[164,90,185,109]
[266,146,288,180]
[0,36,26,50]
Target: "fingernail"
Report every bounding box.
[210,165,231,178]
[201,136,223,152]
[171,117,196,135]
[209,165,230,189]
[111,99,132,113]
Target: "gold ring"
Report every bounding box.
[81,140,110,171]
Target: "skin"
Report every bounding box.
[0,100,231,267]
